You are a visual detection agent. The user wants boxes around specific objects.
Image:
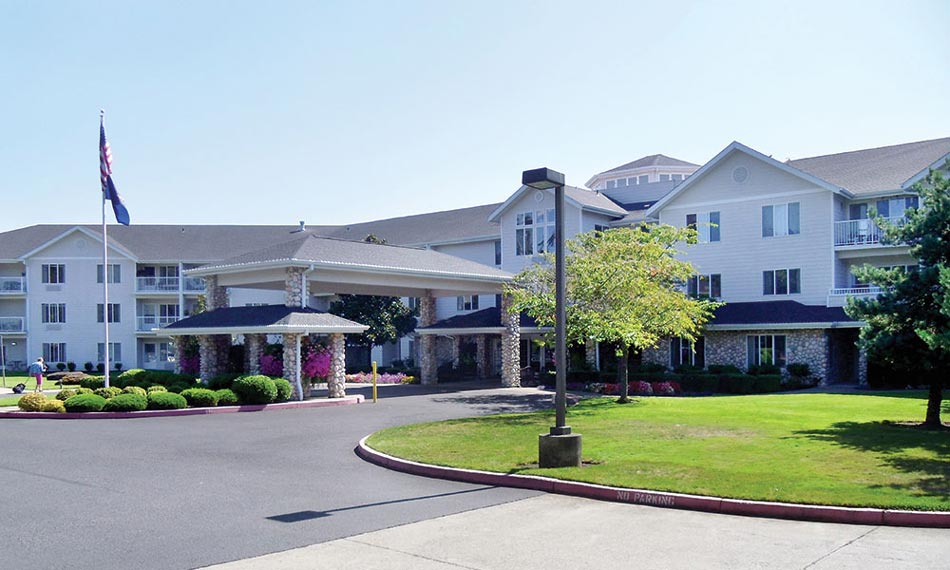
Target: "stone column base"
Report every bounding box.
[539,432,582,468]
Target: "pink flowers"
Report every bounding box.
[302,347,331,380]
[259,354,283,377]
[344,372,415,384]
[179,355,200,375]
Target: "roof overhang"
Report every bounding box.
[415,326,551,335]
[901,153,950,189]
[158,324,369,336]
[17,226,140,262]
[706,321,862,331]
[487,186,626,223]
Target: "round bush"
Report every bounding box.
[64,394,107,413]
[94,386,124,399]
[167,382,193,394]
[18,393,48,412]
[146,392,187,410]
[272,378,293,402]
[232,375,277,404]
[75,387,94,395]
[122,386,147,397]
[180,388,218,408]
[103,393,148,412]
[40,399,66,413]
[207,373,240,391]
[146,385,167,394]
[214,389,239,406]
[56,389,78,401]
[80,376,105,390]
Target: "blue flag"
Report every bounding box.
[99,118,130,225]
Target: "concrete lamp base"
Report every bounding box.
[538,430,582,468]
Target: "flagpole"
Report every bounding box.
[101,110,111,388]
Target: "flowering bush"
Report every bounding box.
[651,381,676,396]
[345,372,414,384]
[179,354,200,375]
[630,381,654,395]
[259,354,283,377]
[302,347,331,380]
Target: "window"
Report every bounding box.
[494,240,502,265]
[457,295,479,311]
[606,180,616,189]
[670,337,705,368]
[97,264,121,284]
[686,211,720,242]
[97,342,121,363]
[515,209,556,256]
[660,174,670,182]
[406,297,419,310]
[41,303,66,323]
[515,212,533,256]
[41,264,66,284]
[875,197,919,218]
[762,202,800,237]
[495,294,502,307]
[97,303,121,323]
[687,274,721,299]
[763,269,801,295]
[42,342,66,363]
[144,342,174,364]
[594,224,609,234]
[638,175,648,185]
[747,335,786,367]
[672,174,683,181]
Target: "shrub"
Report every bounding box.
[41,399,66,413]
[117,369,148,384]
[75,387,94,395]
[80,376,105,390]
[66,362,76,372]
[96,363,104,373]
[259,354,283,377]
[18,393,48,412]
[167,382,193,394]
[147,385,168,394]
[103,393,148,412]
[55,362,66,372]
[180,388,219,408]
[122,386,147,397]
[651,381,677,396]
[232,375,277,404]
[635,363,668,374]
[720,374,755,394]
[272,378,293,402]
[215,389,239,406]
[207,373,240,391]
[114,363,123,372]
[630,381,654,395]
[56,389,78,401]
[83,362,94,373]
[707,364,742,375]
[753,375,782,393]
[94,387,124,399]
[147,392,187,410]
[64,394,107,412]
[786,363,811,379]
[747,364,781,376]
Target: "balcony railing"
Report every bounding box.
[136,315,180,331]
[183,277,205,292]
[0,316,25,332]
[0,277,25,294]
[829,286,883,297]
[834,216,904,247]
[136,276,180,292]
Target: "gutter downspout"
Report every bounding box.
[295,264,316,401]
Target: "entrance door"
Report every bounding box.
[827,329,859,384]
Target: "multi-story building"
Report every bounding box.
[1,137,946,384]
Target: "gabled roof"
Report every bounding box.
[15,226,139,262]
[487,185,627,223]
[324,203,502,246]
[188,233,512,281]
[645,141,849,219]
[585,154,698,187]
[415,306,545,335]
[788,137,950,195]
[706,301,858,330]
[160,305,368,335]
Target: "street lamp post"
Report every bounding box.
[522,167,582,468]
[0,334,5,388]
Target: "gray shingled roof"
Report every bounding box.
[193,233,512,280]
[323,203,502,246]
[709,301,855,327]
[788,137,950,195]
[416,306,541,332]
[564,186,628,216]
[599,180,678,208]
[161,305,367,334]
[602,154,698,175]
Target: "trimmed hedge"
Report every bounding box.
[207,373,241,391]
[753,375,782,393]
[215,389,239,406]
[273,378,293,402]
[56,389,78,401]
[41,399,66,413]
[94,387,124,399]
[719,374,756,394]
[146,385,168,394]
[232,375,277,404]
[18,393,48,412]
[122,386,147,397]
[80,376,105,390]
[146,392,187,410]
[64,394,107,412]
[180,388,218,408]
[103,393,148,412]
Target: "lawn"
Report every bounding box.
[366,392,950,511]
[0,372,63,407]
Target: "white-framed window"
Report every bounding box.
[747,335,786,367]
[406,297,419,310]
[660,174,670,182]
[41,303,66,323]
[97,303,121,323]
[875,196,919,218]
[638,175,648,184]
[687,274,721,299]
[42,342,66,363]
[606,180,616,189]
[670,337,704,368]
[41,264,66,284]
[144,342,174,364]
[97,264,121,284]
[97,342,121,363]
[515,209,556,256]
[686,211,721,242]
[762,202,800,237]
[494,240,502,266]
[457,295,479,311]
[672,174,683,181]
[763,269,801,295]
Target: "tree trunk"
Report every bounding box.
[617,344,630,403]
[924,379,944,429]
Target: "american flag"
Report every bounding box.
[99,114,130,225]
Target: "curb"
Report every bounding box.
[0,395,364,419]
[356,436,950,529]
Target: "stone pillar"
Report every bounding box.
[857,349,868,386]
[204,275,228,311]
[198,334,231,383]
[585,339,598,370]
[500,293,521,387]
[451,337,461,368]
[419,293,437,385]
[328,333,346,398]
[475,334,487,379]
[283,333,303,399]
[173,336,188,374]
[245,334,265,375]
[284,267,308,307]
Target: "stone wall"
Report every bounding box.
[475,335,487,379]
[204,276,229,311]
[282,333,301,399]
[419,294,437,385]
[245,334,265,375]
[198,334,230,383]
[704,329,830,382]
[173,337,188,374]
[641,344,667,369]
[500,293,520,387]
[284,267,308,307]
[328,333,346,398]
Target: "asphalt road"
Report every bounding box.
[0,382,549,570]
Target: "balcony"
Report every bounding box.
[136,276,180,293]
[136,315,180,331]
[0,317,25,333]
[0,277,25,294]
[834,217,904,247]
[183,277,205,292]
[827,286,883,307]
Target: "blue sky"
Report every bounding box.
[2,1,948,233]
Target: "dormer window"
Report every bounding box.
[516,209,556,256]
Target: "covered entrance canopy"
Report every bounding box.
[166,234,520,395]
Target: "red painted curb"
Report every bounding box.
[0,395,364,420]
[356,437,950,529]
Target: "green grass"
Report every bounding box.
[367,392,950,511]
[0,372,63,407]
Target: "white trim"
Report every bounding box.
[159,324,369,336]
[901,152,950,189]
[488,186,625,223]
[404,235,499,248]
[415,326,551,336]
[659,188,825,211]
[706,321,862,331]
[17,226,139,262]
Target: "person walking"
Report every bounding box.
[28,357,46,393]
